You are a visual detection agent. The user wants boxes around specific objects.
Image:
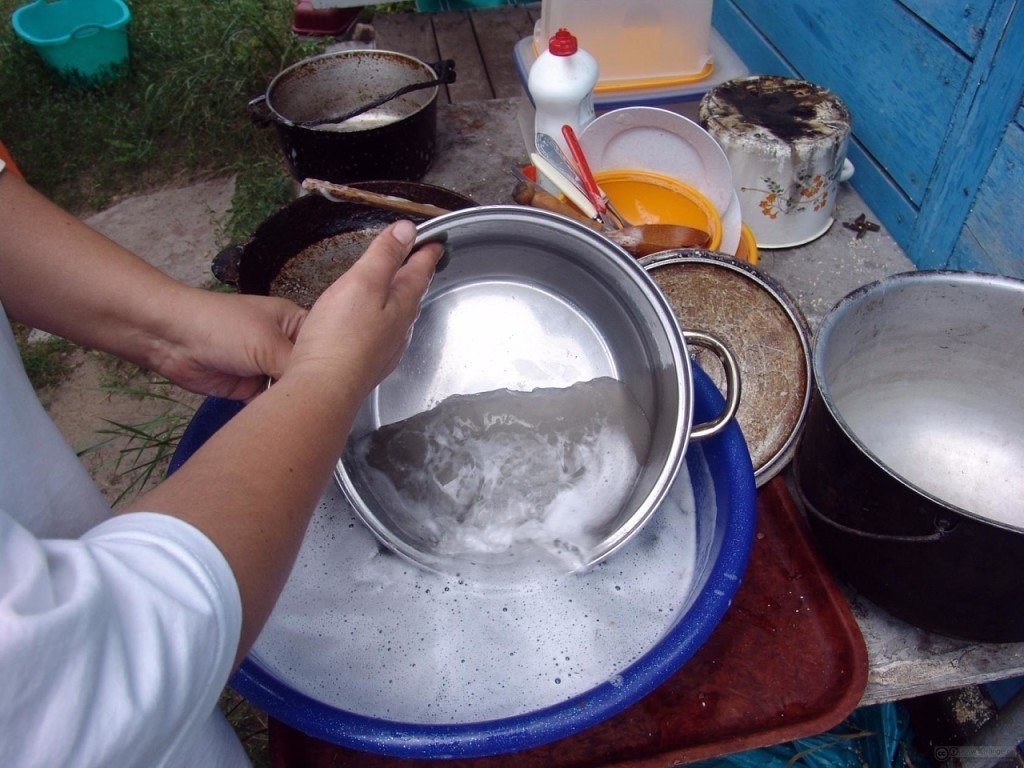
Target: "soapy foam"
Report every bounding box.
[348,377,651,569]
[249,463,699,724]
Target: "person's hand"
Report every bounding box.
[284,220,444,400]
[129,222,441,666]
[151,291,307,401]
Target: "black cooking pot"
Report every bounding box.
[213,180,476,298]
[793,271,1024,642]
[249,51,455,184]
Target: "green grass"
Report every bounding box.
[78,383,194,505]
[12,323,77,398]
[0,0,327,242]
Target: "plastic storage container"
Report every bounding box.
[534,0,713,91]
[11,0,131,85]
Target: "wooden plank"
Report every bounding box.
[469,6,538,99]
[909,0,1024,268]
[370,12,448,102]
[371,5,540,105]
[712,2,798,79]
[950,121,1024,277]
[371,12,440,62]
[710,3,800,78]
[432,11,495,103]
[711,2,918,256]
[897,0,991,57]
[844,137,919,251]
[721,0,970,206]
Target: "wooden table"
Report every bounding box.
[369,4,540,105]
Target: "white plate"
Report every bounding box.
[579,107,741,253]
[579,107,735,215]
[720,190,742,256]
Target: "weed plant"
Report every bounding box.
[78,383,193,506]
[12,324,76,398]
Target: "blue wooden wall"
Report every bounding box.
[712,0,1024,277]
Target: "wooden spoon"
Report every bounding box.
[303,178,711,257]
[302,178,451,218]
[511,180,711,256]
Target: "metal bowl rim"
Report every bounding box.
[264,49,439,128]
[812,269,1024,534]
[338,205,694,574]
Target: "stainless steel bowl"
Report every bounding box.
[336,206,737,579]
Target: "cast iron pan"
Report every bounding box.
[213,180,476,301]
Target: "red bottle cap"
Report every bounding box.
[548,28,578,56]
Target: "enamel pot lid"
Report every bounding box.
[642,249,812,486]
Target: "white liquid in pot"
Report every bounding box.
[349,377,652,569]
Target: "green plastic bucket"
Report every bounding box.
[11,0,131,85]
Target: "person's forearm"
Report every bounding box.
[126,364,362,667]
[126,221,441,668]
[0,170,191,365]
[125,222,440,667]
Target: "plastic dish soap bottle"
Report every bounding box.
[528,27,599,192]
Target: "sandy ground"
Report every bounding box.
[39,176,236,505]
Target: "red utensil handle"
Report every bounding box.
[561,124,606,214]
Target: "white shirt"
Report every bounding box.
[0,293,249,766]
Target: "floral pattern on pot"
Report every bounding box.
[699,75,853,249]
[749,155,853,221]
[750,172,827,220]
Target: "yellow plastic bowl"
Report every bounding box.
[737,224,759,265]
[595,169,723,252]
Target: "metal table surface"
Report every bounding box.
[322,1,1024,746]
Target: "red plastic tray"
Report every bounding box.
[268,476,868,766]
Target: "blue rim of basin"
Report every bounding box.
[168,363,757,759]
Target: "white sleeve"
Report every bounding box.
[0,510,243,767]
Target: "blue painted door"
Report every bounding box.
[713,0,1024,276]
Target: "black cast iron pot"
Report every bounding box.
[249,51,455,184]
[212,180,475,298]
[792,271,1024,642]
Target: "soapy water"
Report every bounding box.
[248,464,701,725]
[347,377,652,570]
[245,377,703,726]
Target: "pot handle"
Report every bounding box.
[798,485,954,544]
[211,244,242,288]
[686,330,741,440]
[247,94,276,127]
[430,59,457,83]
[70,24,104,40]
